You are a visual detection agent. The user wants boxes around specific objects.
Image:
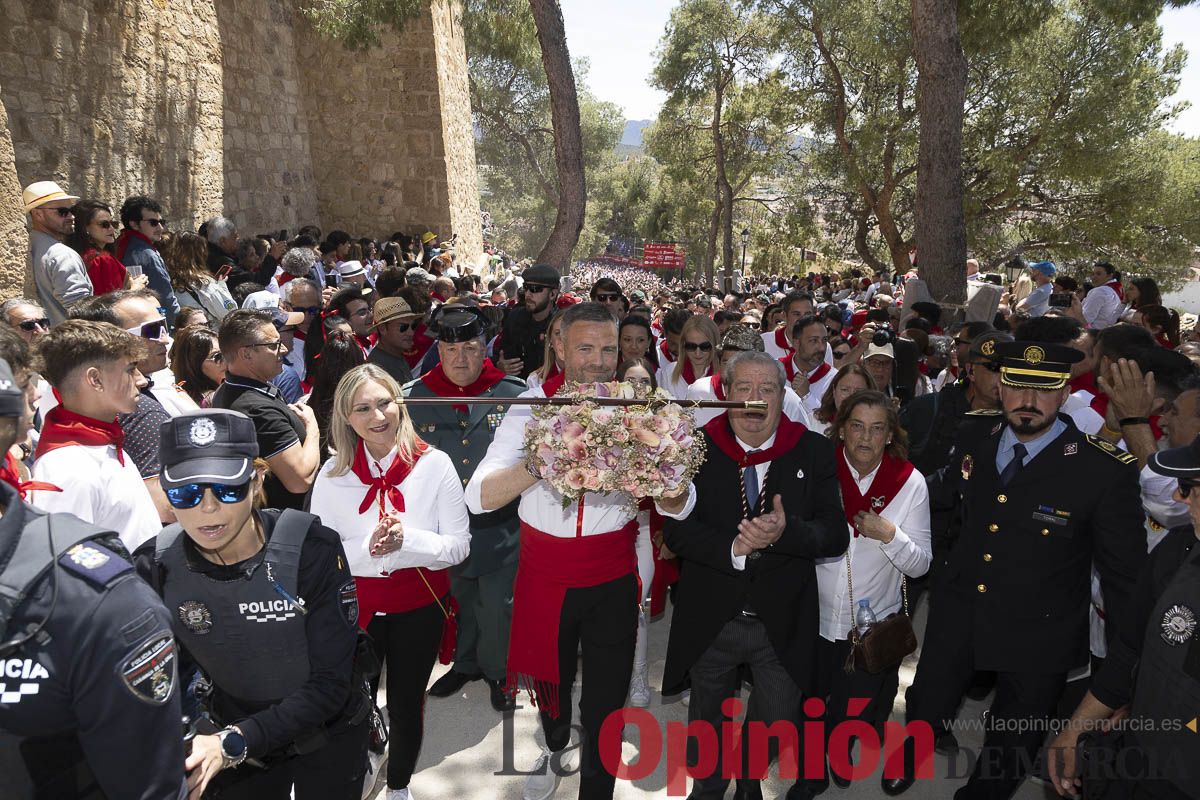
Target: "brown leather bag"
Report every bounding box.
[843,553,918,674]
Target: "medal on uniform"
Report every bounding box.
[1160,604,1197,645]
[179,600,213,635]
[1064,443,1078,455]
[961,455,973,481]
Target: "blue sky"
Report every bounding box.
[561,0,1200,137]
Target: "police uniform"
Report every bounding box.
[138,410,368,799]
[1083,438,1200,799]
[0,353,188,799]
[900,342,1147,800]
[404,308,526,711]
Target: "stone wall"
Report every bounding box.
[0,0,481,299]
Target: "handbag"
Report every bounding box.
[843,551,918,674]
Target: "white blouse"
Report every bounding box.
[310,445,471,578]
[815,460,932,641]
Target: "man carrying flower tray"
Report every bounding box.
[466,301,694,800]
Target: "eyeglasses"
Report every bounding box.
[141,217,165,227]
[126,318,167,340]
[1180,480,1199,499]
[204,351,224,363]
[165,482,251,509]
[683,341,714,352]
[247,340,286,353]
[17,318,49,332]
[596,293,622,302]
[292,306,321,315]
[525,285,551,295]
[95,220,117,230]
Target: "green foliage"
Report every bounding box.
[299,0,425,49]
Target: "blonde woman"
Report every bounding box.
[309,364,470,800]
[524,311,563,392]
[658,314,719,398]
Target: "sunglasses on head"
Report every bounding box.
[684,341,714,352]
[165,481,251,509]
[17,318,49,332]
[126,318,167,340]
[596,293,622,302]
[1180,480,1199,499]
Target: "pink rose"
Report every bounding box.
[565,468,588,491]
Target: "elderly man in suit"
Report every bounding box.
[664,349,848,800]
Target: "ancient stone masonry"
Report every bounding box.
[0,0,481,298]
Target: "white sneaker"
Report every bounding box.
[523,746,563,800]
[681,688,691,707]
[361,750,388,799]
[386,789,411,800]
[628,663,650,707]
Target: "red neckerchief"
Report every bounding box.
[349,439,428,516]
[541,371,567,397]
[658,339,675,364]
[702,414,807,467]
[405,324,434,368]
[35,405,127,465]
[835,446,914,535]
[1156,333,1173,349]
[420,359,507,412]
[681,358,710,385]
[114,228,154,262]
[774,327,794,356]
[1090,392,1164,440]
[431,291,448,303]
[294,329,307,342]
[809,361,832,384]
[1105,279,1125,302]
[277,273,295,287]
[1070,372,1096,396]
[710,374,725,400]
[0,451,60,499]
[353,333,372,356]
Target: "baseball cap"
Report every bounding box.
[241,291,305,329]
[1149,435,1200,480]
[22,180,79,213]
[1030,261,1057,278]
[158,410,259,489]
[522,264,561,289]
[865,343,895,361]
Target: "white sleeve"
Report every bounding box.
[30,458,100,523]
[731,543,747,571]
[1140,466,1192,532]
[464,401,532,514]
[374,456,472,571]
[655,482,696,520]
[309,469,376,578]
[878,476,932,578]
[44,248,93,309]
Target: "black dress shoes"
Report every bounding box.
[881,774,916,796]
[732,779,764,800]
[881,736,917,796]
[485,677,516,712]
[427,669,481,697]
[934,730,960,756]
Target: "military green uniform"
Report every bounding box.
[403,374,526,682]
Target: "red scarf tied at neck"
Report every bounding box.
[114,228,155,262]
[703,413,807,467]
[680,357,711,386]
[1105,279,1126,303]
[420,358,507,412]
[0,451,60,499]
[35,405,127,466]
[835,447,914,536]
[349,439,428,516]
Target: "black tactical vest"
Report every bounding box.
[156,510,312,704]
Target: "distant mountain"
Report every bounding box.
[622,119,651,148]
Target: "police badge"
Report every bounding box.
[961,455,973,481]
[189,417,217,446]
[1161,604,1197,645]
[178,600,213,635]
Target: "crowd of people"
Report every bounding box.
[3,177,1200,800]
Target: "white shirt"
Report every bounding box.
[659,363,710,400]
[685,376,815,430]
[310,446,471,578]
[464,384,694,535]
[1082,284,1124,329]
[1061,392,1105,436]
[815,460,931,641]
[1140,464,1191,537]
[28,444,162,552]
[763,329,836,368]
[800,362,837,417]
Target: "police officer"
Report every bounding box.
[138,410,368,799]
[1050,434,1200,800]
[0,355,188,799]
[496,264,560,379]
[890,341,1147,799]
[405,307,526,712]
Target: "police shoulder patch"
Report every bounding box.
[117,631,177,705]
[339,580,359,626]
[58,542,131,589]
[1085,434,1137,464]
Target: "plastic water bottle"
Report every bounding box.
[855,599,878,637]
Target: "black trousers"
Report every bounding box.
[815,636,901,754]
[206,714,369,799]
[367,600,445,791]
[687,614,803,798]
[906,600,1065,800]
[539,574,638,800]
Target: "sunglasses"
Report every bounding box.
[205,351,224,363]
[126,318,167,340]
[17,318,49,332]
[48,207,73,218]
[247,340,286,353]
[683,341,714,352]
[165,481,251,509]
[596,293,622,302]
[525,285,551,295]
[1180,480,1199,499]
[390,321,414,333]
[141,218,165,227]
[292,306,321,315]
[94,220,117,230]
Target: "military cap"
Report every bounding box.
[434,306,489,343]
[1149,434,1200,480]
[995,341,1083,390]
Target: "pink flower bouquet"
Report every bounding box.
[523,381,707,509]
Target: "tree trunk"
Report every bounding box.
[711,81,735,285]
[912,0,968,305]
[529,0,586,272]
[705,185,721,287]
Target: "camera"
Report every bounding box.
[871,323,895,347]
[1049,293,1072,308]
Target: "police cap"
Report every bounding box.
[1149,434,1200,481]
[522,264,561,290]
[434,306,489,343]
[0,358,23,417]
[995,341,1083,390]
[159,410,259,489]
[967,331,1013,366]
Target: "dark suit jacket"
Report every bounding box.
[662,426,848,695]
[931,414,1145,673]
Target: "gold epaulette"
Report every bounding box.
[964,408,1003,416]
[1085,434,1137,465]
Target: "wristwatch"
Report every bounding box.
[216,726,247,769]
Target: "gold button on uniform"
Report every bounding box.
[997,494,1007,503]
[1041,529,1050,536]
[983,553,992,562]
[462,439,469,446]
[988,524,999,533]
[977,584,987,593]
[462,458,470,465]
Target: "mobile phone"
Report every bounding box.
[1049,293,1071,308]
[216,264,233,281]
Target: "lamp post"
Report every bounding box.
[1004,256,1025,286]
[740,228,750,274]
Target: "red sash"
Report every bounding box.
[506,521,638,718]
[0,451,60,499]
[710,374,725,400]
[809,362,832,384]
[419,359,506,412]
[703,414,807,467]
[1105,279,1125,303]
[774,327,794,356]
[680,359,710,386]
[658,339,675,364]
[836,447,914,535]
[35,406,126,466]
